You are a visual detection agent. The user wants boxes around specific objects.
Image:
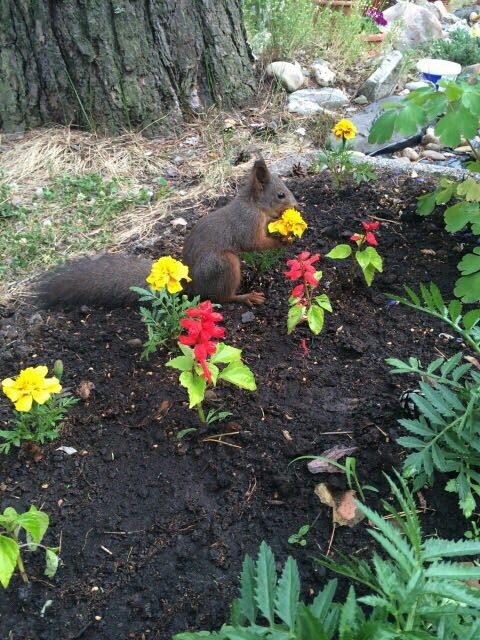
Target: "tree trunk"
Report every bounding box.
[0,0,256,135]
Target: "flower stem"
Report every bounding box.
[197,403,206,424]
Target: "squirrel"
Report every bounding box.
[33,159,297,309]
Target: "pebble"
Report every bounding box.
[241,311,256,324]
[127,338,143,348]
[421,150,446,161]
[424,142,442,151]
[400,147,419,162]
[353,95,368,105]
[404,81,430,91]
[421,128,440,145]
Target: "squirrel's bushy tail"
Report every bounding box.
[33,253,153,309]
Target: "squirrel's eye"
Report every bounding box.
[277,192,285,199]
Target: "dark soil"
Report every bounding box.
[0,170,471,640]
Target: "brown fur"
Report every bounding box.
[33,160,296,309]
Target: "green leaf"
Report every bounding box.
[314,294,333,312]
[416,191,437,216]
[165,355,195,372]
[210,343,242,365]
[287,304,305,334]
[436,106,478,147]
[307,305,325,335]
[368,109,400,144]
[295,604,330,640]
[239,554,257,625]
[464,307,480,330]
[218,361,256,391]
[325,244,352,259]
[17,507,48,544]
[255,542,277,625]
[177,342,194,358]
[457,177,480,202]
[274,556,300,630]
[444,201,479,233]
[45,548,59,579]
[339,587,358,640]
[395,104,425,136]
[0,535,19,588]
[179,371,206,408]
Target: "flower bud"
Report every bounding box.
[53,360,64,381]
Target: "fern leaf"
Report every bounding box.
[424,580,480,609]
[424,560,480,581]
[238,554,257,625]
[338,587,358,640]
[418,382,459,418]
[439,352,463,377]
[255,542,277,625]
[423,537,480,559]
[274,556,300,630]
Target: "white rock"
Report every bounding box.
[422,128,440,145]
[288,87,349,109]
[425,142,442,151]
[400,147,419,161]
[311,63,336,86]
[287,99,322,115]
[405,81,430,90]
[383,2,444,50]
[266,61,305,92]
[353,95,369,105]
[421,149,446,161]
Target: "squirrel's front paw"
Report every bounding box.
[245,291,265,306]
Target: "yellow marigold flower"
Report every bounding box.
[268,208,308,239]
[146,256,192,294]
[2,366,62,412]
[332,119,358,140]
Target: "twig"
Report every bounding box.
[325,522,337,557]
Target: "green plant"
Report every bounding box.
[369,79,480,301]
[166,301,256,424]
[288,523,310,547]
[417,28,480,68]
[386,283,480,516]
[284,251,333,335]
[242,0,318,59]
[0,362,78,454]
[316,473,480,638]
[241,248,284,275]
[131,255,198,359]
[291,454,378,502]
[173,475,480,639]
[312,118,377,192]
[465,518,480,541]
[0,505,59,588]
[326,221,383,286]
[416,175,480,303]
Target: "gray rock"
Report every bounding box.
[266,61,305,92]
[288,87,349,113]
[425,142,442,151]
[311,63,336,86]
[353,95,369,105]
[383,2,444,50]
[405,81,430,91]
[241,311,256,324]
[357,51,404,103]
[421,149,446,161]
[287,99,323,116]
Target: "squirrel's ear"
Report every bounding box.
[251,159,271,194]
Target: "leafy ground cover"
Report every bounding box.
[0,168,474,639]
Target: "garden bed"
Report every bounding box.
[0,169,470,639]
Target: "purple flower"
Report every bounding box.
[364,6,388,26]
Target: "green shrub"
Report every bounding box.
[417,29,480,68]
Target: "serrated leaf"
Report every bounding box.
[368,109,399,144]
[17,507,48,544]
[218,361,256,391]
[295,605,330,640]
[165,355,195,372]
[457,177,480,202]
[0,535,19,588]
[274,556,300,629]
[210,343,242,365]
[444,201,479,233]
[255,542,277,625]
[179,371,206,408]
[464,308,480,330]
[416,191,437,216]
[287,304,305,334]
[307,305,324,335]
[395,104,425,136]
[454,269,480,304]
[45,548,59,579]
[239,554,257,625]
[436,106,478,147]
[325,244,352,259]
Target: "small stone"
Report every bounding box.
[127,338,142,348]
[425,142,442,151]
[353,95,368,105]
[311,62,336,86]
[266,61,305,92]
[421,149,445,161]
[421,127,440,145]
[400,147,419,162]
[172,155,184,166]
[241,311,256,324]
[405,81,430,91]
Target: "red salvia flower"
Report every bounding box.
[350,221,380,247]
[284,252,320,288]
[179,301,225,383]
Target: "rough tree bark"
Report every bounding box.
[0,0,256,135]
